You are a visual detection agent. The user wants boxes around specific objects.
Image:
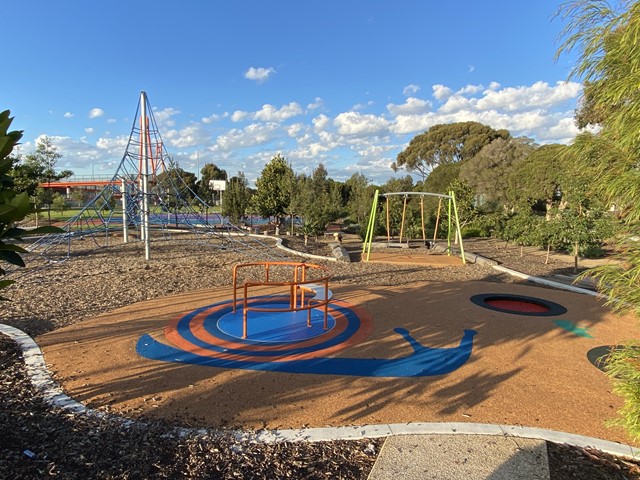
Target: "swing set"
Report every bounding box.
[361,189,466,264]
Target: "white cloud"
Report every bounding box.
[476,81,581,112]
[254,102,303,122]
[391,113,438,135]
[96,135,128,152]
[169,124,211,148]
[107,118,116,124]
[231,110,249,122]
[468,64,475,73]
[439,95,476,114]
[287,123,304,138]
[89,108,104,119]
[216,123,280,151]
[334,112,390,137]
[244,66,276,83]
[202,112,228,124]
[307,97,324,110]
[84,127,94,134]
[312,114,330,132]
[64,112,74,118]
[152,107,180,127]
[456,84,484,95]
[352,100,375,111]
[432,85,453,100]
[387,97,431,116]
[403,84,420,96]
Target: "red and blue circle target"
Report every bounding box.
[136,295,478,377]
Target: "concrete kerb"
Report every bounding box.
[2,321,639,460]
[260,233,340,262]
[491,265,604,298]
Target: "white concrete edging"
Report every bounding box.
[492,265,604,298]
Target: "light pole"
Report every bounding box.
[195,146,200,181]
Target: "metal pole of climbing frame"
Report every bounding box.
[447,196,452,256]
[399,195,408,244]
[121,178,128,243]
[433,198,442,242]
[386,196,390,242]
[140,91,151,260]
[362,189,379,262]
[420,196,426,242]
[450,190,466,264]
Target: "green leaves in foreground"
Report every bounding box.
[602,342,640,441]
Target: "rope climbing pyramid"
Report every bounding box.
[28,91,281,261]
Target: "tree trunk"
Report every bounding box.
[574,242,579,273]
[545,244,550,265]
[545,199,553,221]
[520,245,524,257]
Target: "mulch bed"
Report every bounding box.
[0,335,381,479]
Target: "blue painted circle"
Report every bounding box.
[175,297,363,357]
[217,303,336,343]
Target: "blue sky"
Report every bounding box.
[5,1,580,186]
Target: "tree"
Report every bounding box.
[344,172,372,228]
[556,0,640,440]
[221,172,250,224]
[509,144,568,218]
[199,163,227,205]
[460,137,537,211]
[392,121,510,179]
[11,136,72,224]
[380,175,414,194]
[51,192,67,215]
[252,154,294,226]
[421,162,462,194]
[0,111,60,300]
[154,166,197,209]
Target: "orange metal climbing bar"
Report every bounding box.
[231,261,332,339]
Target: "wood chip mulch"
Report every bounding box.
[0,336,381,479]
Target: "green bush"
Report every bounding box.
[602,344,640,441]
[461,226,482,239]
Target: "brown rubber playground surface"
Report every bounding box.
[38,280,638,446]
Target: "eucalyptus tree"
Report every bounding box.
[508,144,567,218]
[459,136,537,212]
[392,121,510,179]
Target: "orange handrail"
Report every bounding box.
[231,261,332,339]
